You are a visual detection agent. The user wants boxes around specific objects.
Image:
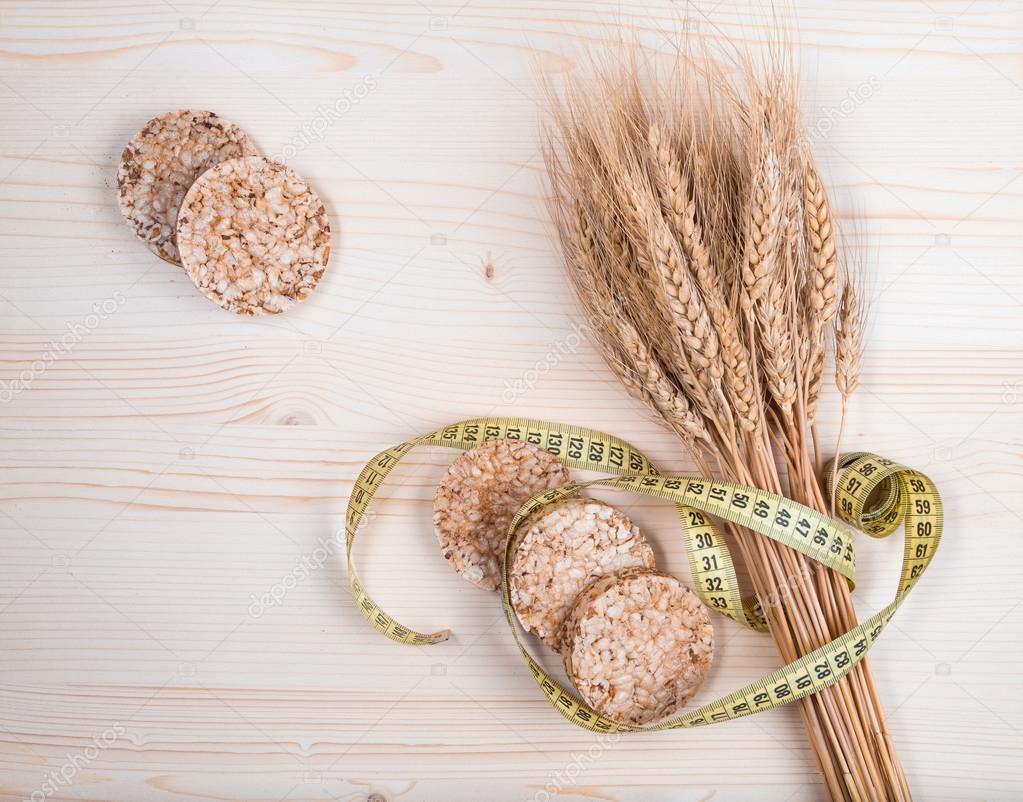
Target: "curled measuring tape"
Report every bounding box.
[345,418,941,731]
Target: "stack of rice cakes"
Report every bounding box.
[117,109,330,316]
[433,438,714,725]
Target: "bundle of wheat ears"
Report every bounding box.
[543,45,905,802]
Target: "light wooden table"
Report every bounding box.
[1,2,1020,800]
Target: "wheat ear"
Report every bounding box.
[618,166,725,392]
[745,146,798,415]
[549,151,709,444]
[804,162,839,323]
[647,124,761,433]
[616,318,709,443]
[830,279,864,512]
[835,280,863,398]
[742,147,782,310]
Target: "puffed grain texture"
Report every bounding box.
[562,568,713,726]
[510,498,655,651]
[433,439,570,591]
[176,156,330,315]
[117,110,259,264]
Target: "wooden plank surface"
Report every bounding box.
[1,1,1021,800]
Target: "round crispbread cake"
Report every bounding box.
[433,439,570,591]
[117,109,259,264]
[176,156,331,315]
[562,568,714,726]
[510,497,655,651]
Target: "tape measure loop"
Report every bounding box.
[346,420,941,733]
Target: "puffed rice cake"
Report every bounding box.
[176,155,331,315]
[433,439,570,591]
[562,568,714,726]
[510,497,655,651]
[117,109,259,264]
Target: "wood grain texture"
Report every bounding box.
[1,1,1021,800]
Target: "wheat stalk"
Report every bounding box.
[544,43,907,802]
[546,135,710,444]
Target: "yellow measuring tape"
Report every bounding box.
[345,418,941,732]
